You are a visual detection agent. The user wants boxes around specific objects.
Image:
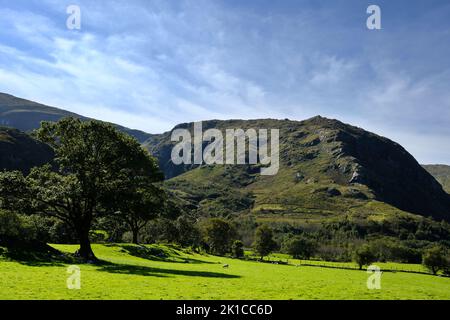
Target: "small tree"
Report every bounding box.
[353,244,376,270]
[253,225,277,260]
[422,246,448,275]
[201,218,235,255]
[232,240,244,258]
[283,235,317,260]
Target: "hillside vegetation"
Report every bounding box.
[146,117,450,222]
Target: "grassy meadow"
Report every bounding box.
[0,244,449,300]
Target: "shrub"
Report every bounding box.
[368,237,422,263]
[232,240,244,258]
[140,218,179,244]
[200,218,236,255]
[174,215,202,248]
[89,230,108,243]
[0,210,23,240]
[283,235,317,259]
[0,210,78,245]
[422,245,448,275]
[316,244,351,262]
[353,244,377,270]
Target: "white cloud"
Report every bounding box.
[0,0,449,163]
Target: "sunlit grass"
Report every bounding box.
[0,244,448,300]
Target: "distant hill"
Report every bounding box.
[0,93,152,143]
[144,117,450,221]
[0,126,54,174]
[423,164,450,194]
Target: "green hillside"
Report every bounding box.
[423,165,450,194]
[146,117,450,222]
[1,92,449,229]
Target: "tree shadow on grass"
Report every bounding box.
[109,244,217,265]
[0,241,76,267]
[2,252,239,279]
[95,260,240,279]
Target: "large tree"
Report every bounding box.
[0,118,163,261]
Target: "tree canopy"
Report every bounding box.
[253,225,277,260]
[0,118,163,261]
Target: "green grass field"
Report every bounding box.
[0,244,449,300]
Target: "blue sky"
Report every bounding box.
[0,0,449,164]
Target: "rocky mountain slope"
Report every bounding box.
[144,117,450,221]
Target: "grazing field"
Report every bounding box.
[0,244,449,300]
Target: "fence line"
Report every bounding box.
[259,257,431,275]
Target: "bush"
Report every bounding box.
[368,237,422,263]
[0,210,23,240]
[353,244,377,270]
[22,215,78,244]
[282,235,317,260]
[444,256,450,276]
[389,243,421,263]
[200,218,236,255]
[48,219,78,244]
[232,240,244,258]
[89,230,108,243]
[316,244,352,262]
[139,218,179,244]
[422,246,448,275]
[0,210,78,245]
[174,215,202,248]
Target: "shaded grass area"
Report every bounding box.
[0,244,449,300]
[97,261,238,279]
[107,243,215,264]
[0,240,75,267]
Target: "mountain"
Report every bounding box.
[0,93,152,143]
[0,127,54,174]
[423,164,450,194]
[143,117,450,221]
[1,92,448,222]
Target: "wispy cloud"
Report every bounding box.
[0,0,449,163]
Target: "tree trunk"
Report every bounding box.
[132,229,139,244]
[76,228,97,262]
